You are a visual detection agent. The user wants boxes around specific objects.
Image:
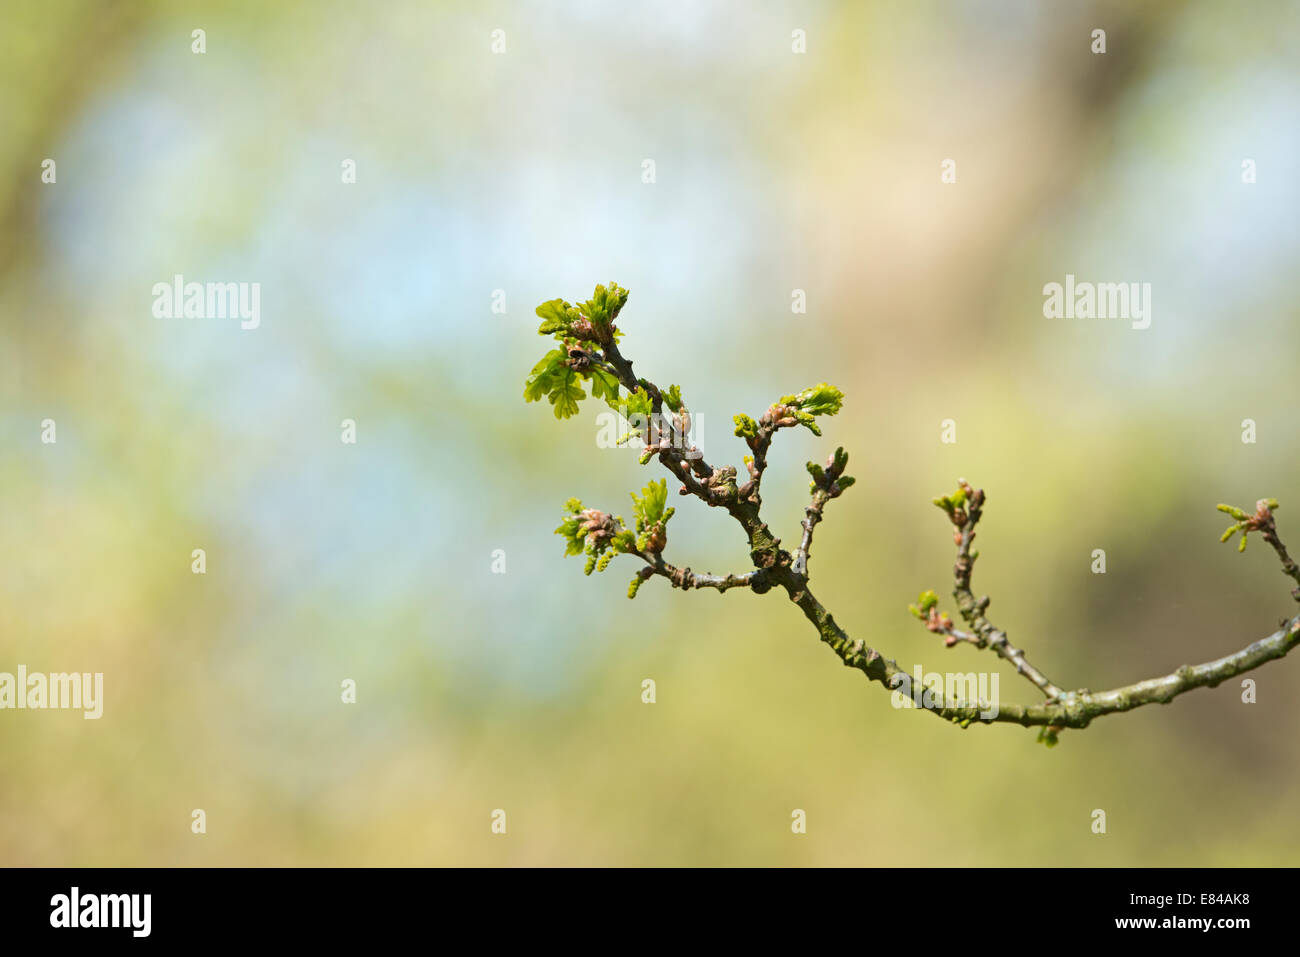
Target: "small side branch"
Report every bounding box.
[792,447,855,578]
[918,480,1064,700]
[811,561,1300,729]
[735,387,843,506]
[639,553,762,593]
[735,405,801,504]
[736,419,777,505]
[1218,498,1300,602]
[793,492,827,579]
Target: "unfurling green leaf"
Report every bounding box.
[554,511,588,557]
[579,282,629,328]
[933,484,970,516]
[782,383,844,418]
[908,590,940,620]
[631,479,669,528]
[524,348,594,419]
[620,386,653,419]
[795,412,823,436]
[589,366,620,404]
[806,461,826,490]
[523,349,566,403]
[535,298,581,336]
[557,499,632,569]
[733,414,758,439]
[665,384,683,413]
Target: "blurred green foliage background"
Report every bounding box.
[3,0,1300,865]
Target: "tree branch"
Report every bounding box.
[794,565,1300,730]
[528,283,1300,743]
[792,446,854,578]
[792,491,827,579]
[917,481,1064,699]
[736,410,785,505]
[1219,498,1300,603]
[636,554,764,593]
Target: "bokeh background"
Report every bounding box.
[4,0,1300,865]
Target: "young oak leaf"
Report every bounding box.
[535,298,582,336]
[664,384,684,413]
[524,348,588,419]
[579,282,630,328]
[619,385,653,419]
[589,366,620,404]
[788,382,844,417]
[776,383,845,436]
[630,478,668,528]
[548,370,585,419]
[554,499,588,557]
[523,349,566,403]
